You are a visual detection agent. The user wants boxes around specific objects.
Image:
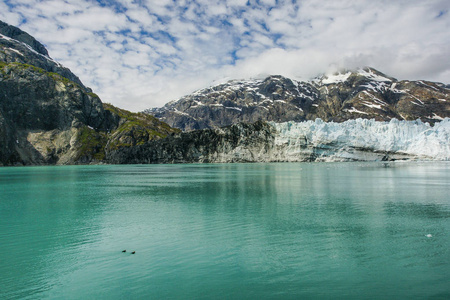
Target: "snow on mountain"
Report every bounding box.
[0,24,84,87]
[320,71,352,84]
[147,67,450,131]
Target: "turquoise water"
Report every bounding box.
[0,162,449,299]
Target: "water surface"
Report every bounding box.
[0,162,449,299]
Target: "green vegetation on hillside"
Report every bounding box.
[103,103,181,151]
[75,126,107,161]
[0,61,78,88]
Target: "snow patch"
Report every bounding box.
[362,101,383,110]
[358,68,392,82]
[225,107,242,112]
[417,81,439,91]
[431,113,445,120]
[0,33,13,41]
[0,33,62,67]
[321,71,352,84]
[173,108,190,116]
[347,107,369,115]
[6,47,24,56]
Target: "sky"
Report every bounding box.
[1,0,449,111]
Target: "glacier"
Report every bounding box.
[271,118,450,162]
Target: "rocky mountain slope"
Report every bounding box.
[0,21,179,166]
[0,20,85,87]
[147,69,450,131]
[107,121,275,164]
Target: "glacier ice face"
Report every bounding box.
[271,118,450,161]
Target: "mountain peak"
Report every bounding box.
[146,68,449,131]
[316,67,395,85]
[0,20,48,57]
[0,20,88,89]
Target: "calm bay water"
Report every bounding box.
[0,162,449,299]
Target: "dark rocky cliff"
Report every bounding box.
[147,70,450,131]
[0,21,179,166]
[107,121,276,164]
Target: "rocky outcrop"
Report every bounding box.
[0,21,179,166]
[147,69,450,131]
[107,121,276,164]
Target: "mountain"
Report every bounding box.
[146,69,450,131]
[0,21,179,166]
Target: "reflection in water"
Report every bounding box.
[0,166,112,298]
[0,162,449,299]
[384,202,450,219]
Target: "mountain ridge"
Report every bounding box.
[146,67,450,131]
[0,20,48,56]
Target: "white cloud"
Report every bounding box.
[0,0,449,111]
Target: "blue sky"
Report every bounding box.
[1,0,449,111]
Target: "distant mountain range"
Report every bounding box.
[146,68,450,131]
[1,20,449,165]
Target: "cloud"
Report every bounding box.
[1,0,449,111]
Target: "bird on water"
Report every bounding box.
[122,250,126,252]
[131,251,136,254]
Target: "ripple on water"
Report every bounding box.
[1,162,449,299]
